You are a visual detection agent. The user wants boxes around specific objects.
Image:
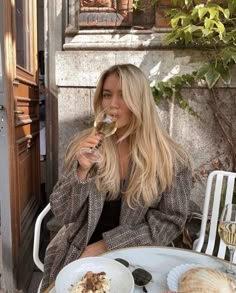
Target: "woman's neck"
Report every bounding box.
[117,139,130,179]
[115,126,128,140]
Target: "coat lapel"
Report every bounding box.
[120,197,148,225]
[119,160,148,225]
[86,189,105,243]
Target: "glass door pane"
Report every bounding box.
[15,0,31,71]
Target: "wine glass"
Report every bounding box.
[218,203,236,276]
[80,107,117,162]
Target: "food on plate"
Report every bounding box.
[178,267,235,293]
[69,271,110,293]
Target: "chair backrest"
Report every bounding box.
[193,170,236,263]
[33,203,51,272]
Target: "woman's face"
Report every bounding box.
[101,73,132,137]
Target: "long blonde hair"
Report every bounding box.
[65,64,189,207]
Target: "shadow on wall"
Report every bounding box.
[138,49,234,209]
[58,112,92,175]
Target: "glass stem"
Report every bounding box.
[94,133,104,149]
[228,247,235,273]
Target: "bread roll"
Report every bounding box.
[178,267,235,293]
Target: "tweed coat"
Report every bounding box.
[41,161,192,292]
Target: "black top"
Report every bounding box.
[88,198,122,244]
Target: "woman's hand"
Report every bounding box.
[80,240,108,258]
[76,135,101,180]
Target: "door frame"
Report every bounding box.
[0,0,16,291]
[0,0,39,290]
[11,0,39,274]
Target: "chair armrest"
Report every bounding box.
[33,203,51,272]
[193,235,205,252]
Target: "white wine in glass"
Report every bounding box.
[80,107,117,162]
[218,203,236,276]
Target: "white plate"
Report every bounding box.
[55,256,134,293]
[167,263,205,291]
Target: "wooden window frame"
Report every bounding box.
[13,0,38,85]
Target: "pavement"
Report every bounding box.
[27,272,43,293]
[0,225,44,293]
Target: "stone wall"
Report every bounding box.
[55,31,236,209]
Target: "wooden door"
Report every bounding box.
[2,0,40,290]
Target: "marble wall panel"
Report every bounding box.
[56,50,215,87]
[56,52,116,87]
[58,87,92,170]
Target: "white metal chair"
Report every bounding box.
[33,203,51,292]
[33,203,51,272]
[193,170,236,263]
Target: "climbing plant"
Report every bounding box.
[150,0,236,171]
[152,0,236,100]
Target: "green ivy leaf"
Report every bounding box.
[231,53,236,63]
[205,65,221,88]
[164,31,180,44]
[182,74,195,84]
[208,4,229,20]
[198,7,208,20]
[133,0,145,10]
[204,17,214,30]
[196,63,211,80]
[217,64,231,84]
[167,8,180,18]
[222,8,230,19]
[216,5,230,19]
[170,12,189,28]
[184,31,192,45]
[184,0,193,9]
[228,0,236,14]
[221,52,233,65]
[202,28,212,37]
[208,7,219,20]
[222,34,233,44]
[174,76,184,86]
[163,87,173,97]
[220,47,236,65]
[214,21,225,39]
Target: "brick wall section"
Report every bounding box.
[77,0,228,29]
[155,0,171,28]
[78,0,168,28]
[133,0,155,28]
[78,0,133,27]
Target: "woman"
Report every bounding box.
[41,64,192,291]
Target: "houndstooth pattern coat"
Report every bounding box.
[41,162,192,292]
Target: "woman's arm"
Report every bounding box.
[50,163,97,225]
[102,165,192,250]
[80,240,108,258]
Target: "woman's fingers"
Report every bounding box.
[80,136,101,148]
[76,135,102,168]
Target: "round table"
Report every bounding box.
[48,246,235,293]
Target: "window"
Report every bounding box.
[15,0,32,71]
